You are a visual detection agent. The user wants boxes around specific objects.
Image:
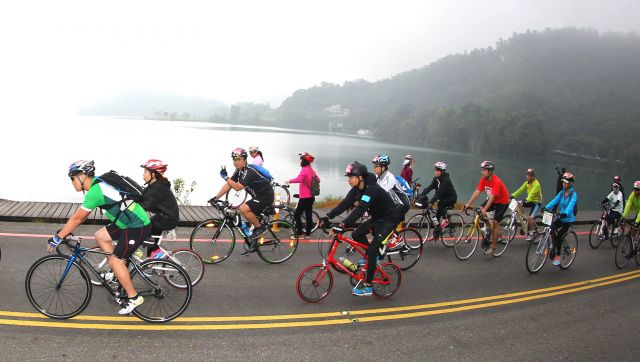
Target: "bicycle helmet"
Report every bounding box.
[140,159,168,175]
[404,154,414,160]
[634,181,640,190]
[434,162,447,171]
[561,172,575,183]
[371,153,391,166]
[527,168,535,176]
[68,160,95,177]
[480,160,495,170]
[345,162,367,177]
[614,175,621,182]
[299,152,315,163]
[248,146,259,152]
[231,147,248,159]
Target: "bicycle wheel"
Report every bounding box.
[493,216,513,257]
[296,264,333,302]
[189,218,236,264]
[454,224,479,260]
[611,224,625,248]
[588,223,603,249]
[225,189,248,208]
[440,212,464,247]
[130,259,192,323]
[167,249,205,287]
[372,262,401,298]
[406,214,430,245]
[84,246,111,286]
[256,219,299,264]
[280,207,320,235]
[526,234,549,274]
[559,231,578,269]
[532,215,543,236]
[25,255,92,319]
[273,184,291,207]
[615,234,632,269]
[385,228,423,270]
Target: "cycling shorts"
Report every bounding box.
[481,201,509,222]
[246,194,275,215]
[522,202,542,217]
[106,223,151,260]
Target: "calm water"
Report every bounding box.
[1,115,636,210]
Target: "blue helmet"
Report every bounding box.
[68,160,95,177]
[371,153,391,166]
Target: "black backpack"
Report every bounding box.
[95,170,144,221]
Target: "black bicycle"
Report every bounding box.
[224,181,291,208]
[190,199,299,264]
[589,202,624,249]
[25,236,192,323]
[406,197,465,247]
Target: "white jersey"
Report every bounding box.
[376,171,408,206]
[607,190,624,214]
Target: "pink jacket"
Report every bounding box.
[289,165,320,199]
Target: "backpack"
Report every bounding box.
[304,171,321,197]
[395,175,413,198]
[95,170,144,218]
[247,164,273,182]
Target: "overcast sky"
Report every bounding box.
[1,0,638,117]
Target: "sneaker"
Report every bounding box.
[100,271,115,283]
[484,246,495,256]
[440,219,450,229]
[352,283,373,297]
[525,232,535,242]
[388,240,406,251]
[552,256,561,266]
[118,295,144,314]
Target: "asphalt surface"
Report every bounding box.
[1,220,639,361]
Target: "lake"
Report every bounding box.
[1,115,636,210]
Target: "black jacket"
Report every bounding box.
[140,180,180,229]
[327,172,397,225]
[420,172,457,203]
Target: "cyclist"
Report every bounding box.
[212,148,274,255]
[510,168,543,241]
[601,183,623,237]
[321,162,398,297]
[47,160,151,314]
[418,162,457,238]
[462,161,510,256]
[139,159,180,257]
[622,181,640,249]
[285,152,320,239]
[401,155,414,184]
[613,175,625,209]
[248,145,264,166]
[371,154,410,248]
[544,172,577,266]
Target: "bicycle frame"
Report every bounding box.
[324,233,394,285]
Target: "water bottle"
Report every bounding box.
[338,256,357,272]
[241,222,251,237]
[431,216,439,227]
[134,249,144,260]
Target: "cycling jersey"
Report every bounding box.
[327,173,397,226]
[476,175,509,205]
[421,172,457,204]
[605,190,624,214]
[511,179,543,203]
[250,154,264,166]
[545,188,577,223]
[231,166,274,199]
[376,170,409,207]
[623,192,640,223]
[81,179,150,229]
[400,166,413,184]
[140,179,179,231]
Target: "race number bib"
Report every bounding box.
[508,199,518,211]
[542,211,553,226]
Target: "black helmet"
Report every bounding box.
[345,162,367,177]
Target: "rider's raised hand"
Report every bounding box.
[220,167,229,180]
[47,234,62,253]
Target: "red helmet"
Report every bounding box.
[231,147,248,159]
[527,168,535,176]
[614,175,621,182]
[634,181,640,190]
[140,159,168,175]
[561,172,575,183]
[299,152,315,163]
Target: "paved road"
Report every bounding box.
[1,221,639,361]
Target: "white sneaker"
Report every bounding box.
[118,295,144,314]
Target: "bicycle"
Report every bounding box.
[295,224,402,302]
[81,230,205,288]
[25,236,192,322]
[589,202,624,249]
[614,221,640,269]
[407,197,465,247]
[224,181,291,208]
[409,178,422,205]
[275,205,321,235]
[454,207,514,260]
[525,210,578,273]
[505,199,543,242]
[190,199,298,264]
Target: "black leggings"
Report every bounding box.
[435,198,456,223]
[551,219,572,255]
[294,197,315,235]
[351,218,396,284]
[146,215,178,255]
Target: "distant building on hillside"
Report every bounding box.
[325,104,350,132]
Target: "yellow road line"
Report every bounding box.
[1,269,638,330]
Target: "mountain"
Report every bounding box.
[276,28,640,165]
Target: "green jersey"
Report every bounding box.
[511,179,543,203]
[623,192,640,223]
[81,179,150,229]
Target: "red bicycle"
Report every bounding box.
[295,224,402,302]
